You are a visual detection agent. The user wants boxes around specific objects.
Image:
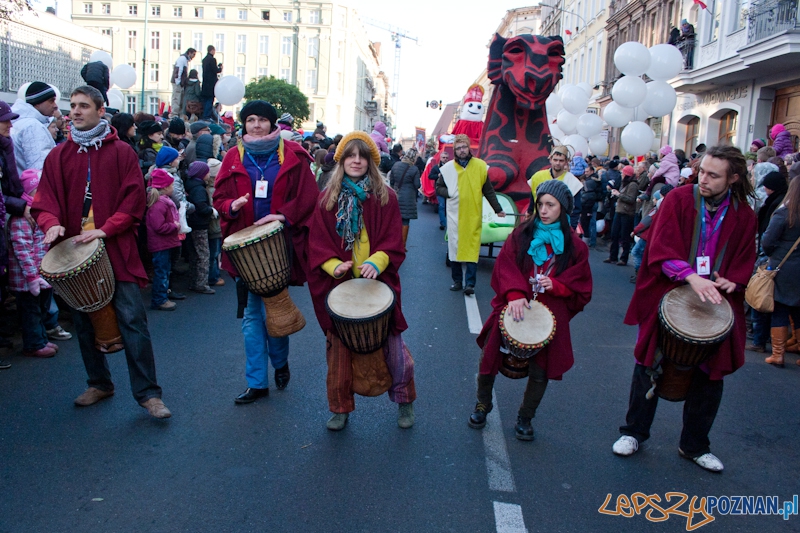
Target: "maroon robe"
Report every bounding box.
[32,127,148,286]
[477,229,593,380]
[624,185,756,379]
[307,189,408,336]
[213,139,318,285]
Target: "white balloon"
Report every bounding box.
[633,102,651,121]
[614,41,651,76]
[111,64,137,89]
[576,113,603,138]
[577,82,594,98]
[214,75,246,106]
[612,76,647,108]
[647,44,684,81]
[558,83,576,98]
[642,80,678,118]
[561,84,590,115]
[563,134,589,157]
[89,50,114,70]
[545,93,563,118]
[596,219,606,234]
[549,122,565,142]
[556,109,578,135]
[588,134,608,156]
[108,92,124,110]
[107,87,124,105]
[603,102,634,128]
[621,121,656,156]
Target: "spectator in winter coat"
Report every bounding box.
[570,152,588,176]
[770,123,794,158]
[146,169,181,311]
[201,46,222,120]
[370,121,389,154]
[185,161,215,294]
[195,133,215,161]
[651,145,680,187]
[183,70,203,119]
[80,61,110,105]
[0,101,27,221]
[389,147,422,251]
[11,81,58,175]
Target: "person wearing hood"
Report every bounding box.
[80,60,110,105]
[204,159,224,287]
[746,138,766,162]
[651,145,680,187]
[11,81,58,176]
[164,117,188,151]
[370,121,389,154]
[183,69,203,120]
[389,147,422,251]
[149,146,193,214]
[770,123,794,158]
[194,133,215,161]
[317,151,336,191]
[32,85,171,419]
[185,161,215,295]
[570,151,587,176]
[0,101,26,221]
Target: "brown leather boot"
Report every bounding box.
[765,327,788,368]
[786,329,800,354]
[401,225,409,251]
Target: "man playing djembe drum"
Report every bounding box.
[612,145,756,472]
[33,85,171,419]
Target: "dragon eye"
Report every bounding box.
[507,46,524,54]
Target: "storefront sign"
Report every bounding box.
[677,86,749,111]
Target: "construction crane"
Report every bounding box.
[362,18,419,122]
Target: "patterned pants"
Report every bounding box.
[325,330,416,413]
[190,229,210,291]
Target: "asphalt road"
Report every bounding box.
[2,203,799,533]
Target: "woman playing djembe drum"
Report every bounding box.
[213,100,318,404]
[468,180,592,441]
[307,132,416,431]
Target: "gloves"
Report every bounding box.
[212,207,219,219]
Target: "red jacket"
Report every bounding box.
[213,138,317,284]
[32,127,148,286]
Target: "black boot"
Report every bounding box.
[468,374,495,429]
[515,416,534,441]
[274,362,290,390]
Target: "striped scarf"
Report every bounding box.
[335,175,371,251]
[71,119,111,153]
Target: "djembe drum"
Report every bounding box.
[40,238,123,353]
[497,299,556,379]
[222,221,305,337]
[654,285,734,401]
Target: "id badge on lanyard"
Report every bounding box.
[255,180,268,198]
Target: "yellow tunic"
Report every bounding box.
[441,158,488,263]
[322,226,390,278]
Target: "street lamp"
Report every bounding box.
[139,0,150,112]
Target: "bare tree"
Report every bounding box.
[1,0,34,23]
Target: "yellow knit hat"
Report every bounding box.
[334,131,381,166]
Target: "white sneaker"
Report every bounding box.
[680,449,724,473]
[46,325,72,341]
[612,435,639,456]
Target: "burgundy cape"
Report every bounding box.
[624,185,756,379]
[213,139,317,285]
[307,189,408,337]
[32,127,148,286]
[477,229,592,380]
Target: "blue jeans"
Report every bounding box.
[631,238,646,270]
[437,195,447,228]
[752,308,771,346]
[208,237,222,284]
[589,204,598,246]
[202,96,214,120]
[451,261,477,287]
[151,249,172,306]
[43,290,59,330]
[242,289,289,389]
[15,289,51,352]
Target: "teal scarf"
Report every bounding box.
[527,220,564,266]
[335,175,371,250]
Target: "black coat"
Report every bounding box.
[186,177,213,229]
[762,206,800,307]
[389,161,421,220]
[80,61,109,90]
[201,54,222,98]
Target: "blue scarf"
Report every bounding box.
[527,220,564,266]
[335,175,371,251]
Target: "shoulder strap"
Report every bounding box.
[776,234,800,271]
[688,184,703,265]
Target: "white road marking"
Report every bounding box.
[493,502,528,533]
[465,294,483,334]
[483,389,515,493]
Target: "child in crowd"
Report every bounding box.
[205,159,224,287]
[146,169,181,311]
[185,161,215,294]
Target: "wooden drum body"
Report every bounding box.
[40,239,123,354]
[223,222,305,337]
[498,300,556,379]
[326,278,396,354]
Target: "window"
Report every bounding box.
[128,4,137,15]
[258,68,268,79]
[259,35,269,54]
[237,34,247,54]
[128,61,136,70]
[306,69,317,90]
[280,68,290,81]
[684,116,700,153]
[216,8,225,19]
[718,111,738,145]
[101,28,112,36]
[236,67,246,83]
[194,7,203,18]
[192,32,203,52]
[101,3,110,14]
[283,11,292,22]
[149,62,159,82]
[128,30,137,49]
[148,96,159,115]
[215,33,225,54]
[173,6,182,17]
[172,32,182,50]
[261,10,270,21]
[337,41,343,59]
[84,3,93,14]
[151,31,160,49]
[708,0,721,42]
[594,37,602,84]
[238,9,247,20]
[309,10,320,24]
[587,45,593,86]
[733,0,748,31]
[281,36,292,55]
[308,37,319,57]
[126,95,137,114]
[151,5,160,16]
[336,72,342,91]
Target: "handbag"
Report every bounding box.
[745,235,800,313]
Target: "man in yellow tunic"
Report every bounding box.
[436,134,505,295]
[526,145,583,216]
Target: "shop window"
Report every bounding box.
[718,111,738,145]
[684,116,700,154]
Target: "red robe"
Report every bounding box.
[213,139,318,285]
[477,229,592,380]
[32,128,148,286]
[624,185,757,379]
[307,189,408,336]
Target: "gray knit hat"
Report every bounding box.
[536,179,574,216]
[278,112,293,125]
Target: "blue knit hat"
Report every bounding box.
[155,146,180,167]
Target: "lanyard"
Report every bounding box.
[530,253,555,296]
[82,152,93,220]
[700,195,729,255]
[246,151,276,181]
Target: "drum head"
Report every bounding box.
[222,221,283,249]
[660,285,734,341]
[502,300,555,346]
[41,238,100,275]
[327,279,394,319]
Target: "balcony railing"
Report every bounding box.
[747,0,800,44]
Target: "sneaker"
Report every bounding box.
[327,413,349,431]
[464,286,475,296]
[450,282,463,291]
[612,435,639,456]
[679,449,723,472]
[23,345,57,358]
[189,286,215,295]
[46,325,72,341]
[140,397,172,419]
[515,416,534,441]
[151,301,177,311]
[398,402,415,429]
[167,290,186,301]
[0,360,11,370]
[468,402,493,429]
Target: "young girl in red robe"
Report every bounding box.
[307,132,416,431]
[469,179,592,440]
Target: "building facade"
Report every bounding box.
[69,0,392,133]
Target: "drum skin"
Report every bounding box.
[326,279,395,354]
